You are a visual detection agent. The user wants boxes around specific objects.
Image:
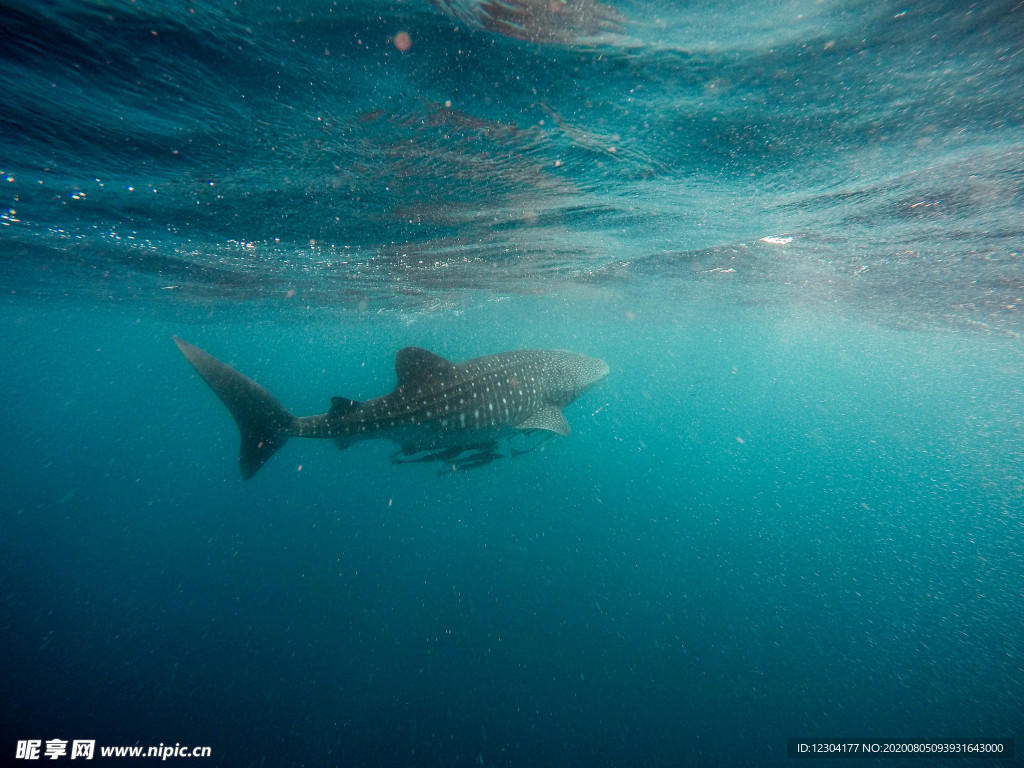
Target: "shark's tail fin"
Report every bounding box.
[174,337,297,480]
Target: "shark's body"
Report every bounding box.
[174,337,608,479]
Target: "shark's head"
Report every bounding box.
[542,351,610,407]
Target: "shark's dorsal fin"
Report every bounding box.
[395,347,457,390]
[516,405,570,436]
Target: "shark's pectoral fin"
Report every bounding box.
[516,405,570,436]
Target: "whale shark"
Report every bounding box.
[173,337,609,479]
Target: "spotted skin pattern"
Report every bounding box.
[173,338,608,479]
[300,349,607,440]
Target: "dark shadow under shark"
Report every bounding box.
[173,337,609,479]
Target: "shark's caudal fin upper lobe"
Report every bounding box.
[173,337,296,480]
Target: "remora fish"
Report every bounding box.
[173,337,609,479]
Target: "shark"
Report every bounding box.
[173,337,609,479]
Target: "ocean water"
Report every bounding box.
[2,1,1022,766]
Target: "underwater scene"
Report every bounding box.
[2,1,1022,765]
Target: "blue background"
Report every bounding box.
[2,1,1022,765]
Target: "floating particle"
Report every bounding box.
[393,31,412,52]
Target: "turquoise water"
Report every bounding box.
[2,1,1023,766]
